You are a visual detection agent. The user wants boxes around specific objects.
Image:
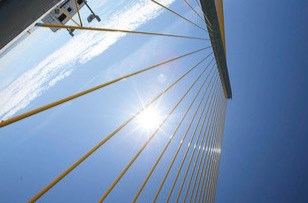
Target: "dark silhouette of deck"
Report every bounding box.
[0,0,60,50]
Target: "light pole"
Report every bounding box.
[83,0,101,22]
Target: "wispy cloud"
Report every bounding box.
[0,0,175,120]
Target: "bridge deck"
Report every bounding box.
[0,0,60,50]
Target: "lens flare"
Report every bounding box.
[137,106,162,131]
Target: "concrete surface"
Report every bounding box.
[0,0,61,50]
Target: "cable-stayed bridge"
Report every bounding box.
[0,0,231,202]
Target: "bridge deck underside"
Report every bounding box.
[0,0,60,50]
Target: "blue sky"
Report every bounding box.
[216,0,308,203]
[1,0,307,203]
[0,0,218,202]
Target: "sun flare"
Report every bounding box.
[137,106,162,131]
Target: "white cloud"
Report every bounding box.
[0,0,175,120]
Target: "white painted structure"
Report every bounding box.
[42,0,85,32]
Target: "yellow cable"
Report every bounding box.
[27,53,212,203]
[98,56,210,202]
[35,23,208,40]
[167,72,219,202]
[73,0,83,26]
[0,47,211,128]
[150,0,208,32]
[152,68,217,202]
[132,61,215,202]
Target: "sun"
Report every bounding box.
[137,106,162,131]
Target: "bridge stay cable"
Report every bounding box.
[208,89,227,203]
[98,56,212,202]
[203,82,223,201]
[59,8,81,27]
[183,85,220,202]
[195,81,225,202]
[183,0,204,22]
[191,81,223,202]
[183,0,213,33]
[174,70,219,202]
[35,23,208,41]
[165,70,219,202]
[0,47,211,128]
[195,93,218,201]
[132,58,216,202]
[192,76,219,203]
[194,92,222,203]
[192,94,220,202]
[210,98,227,203]
[152,65,217,202]
[34,0,213,38]
[28,52,213,203]
[189,75,223,202]
[168,70,218,202]
[73,0,83,26]
[175,77,220,202]
[0,0,231,201]
[201,86,225,203]
[149,0,209,33]
[193,0,213,29]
